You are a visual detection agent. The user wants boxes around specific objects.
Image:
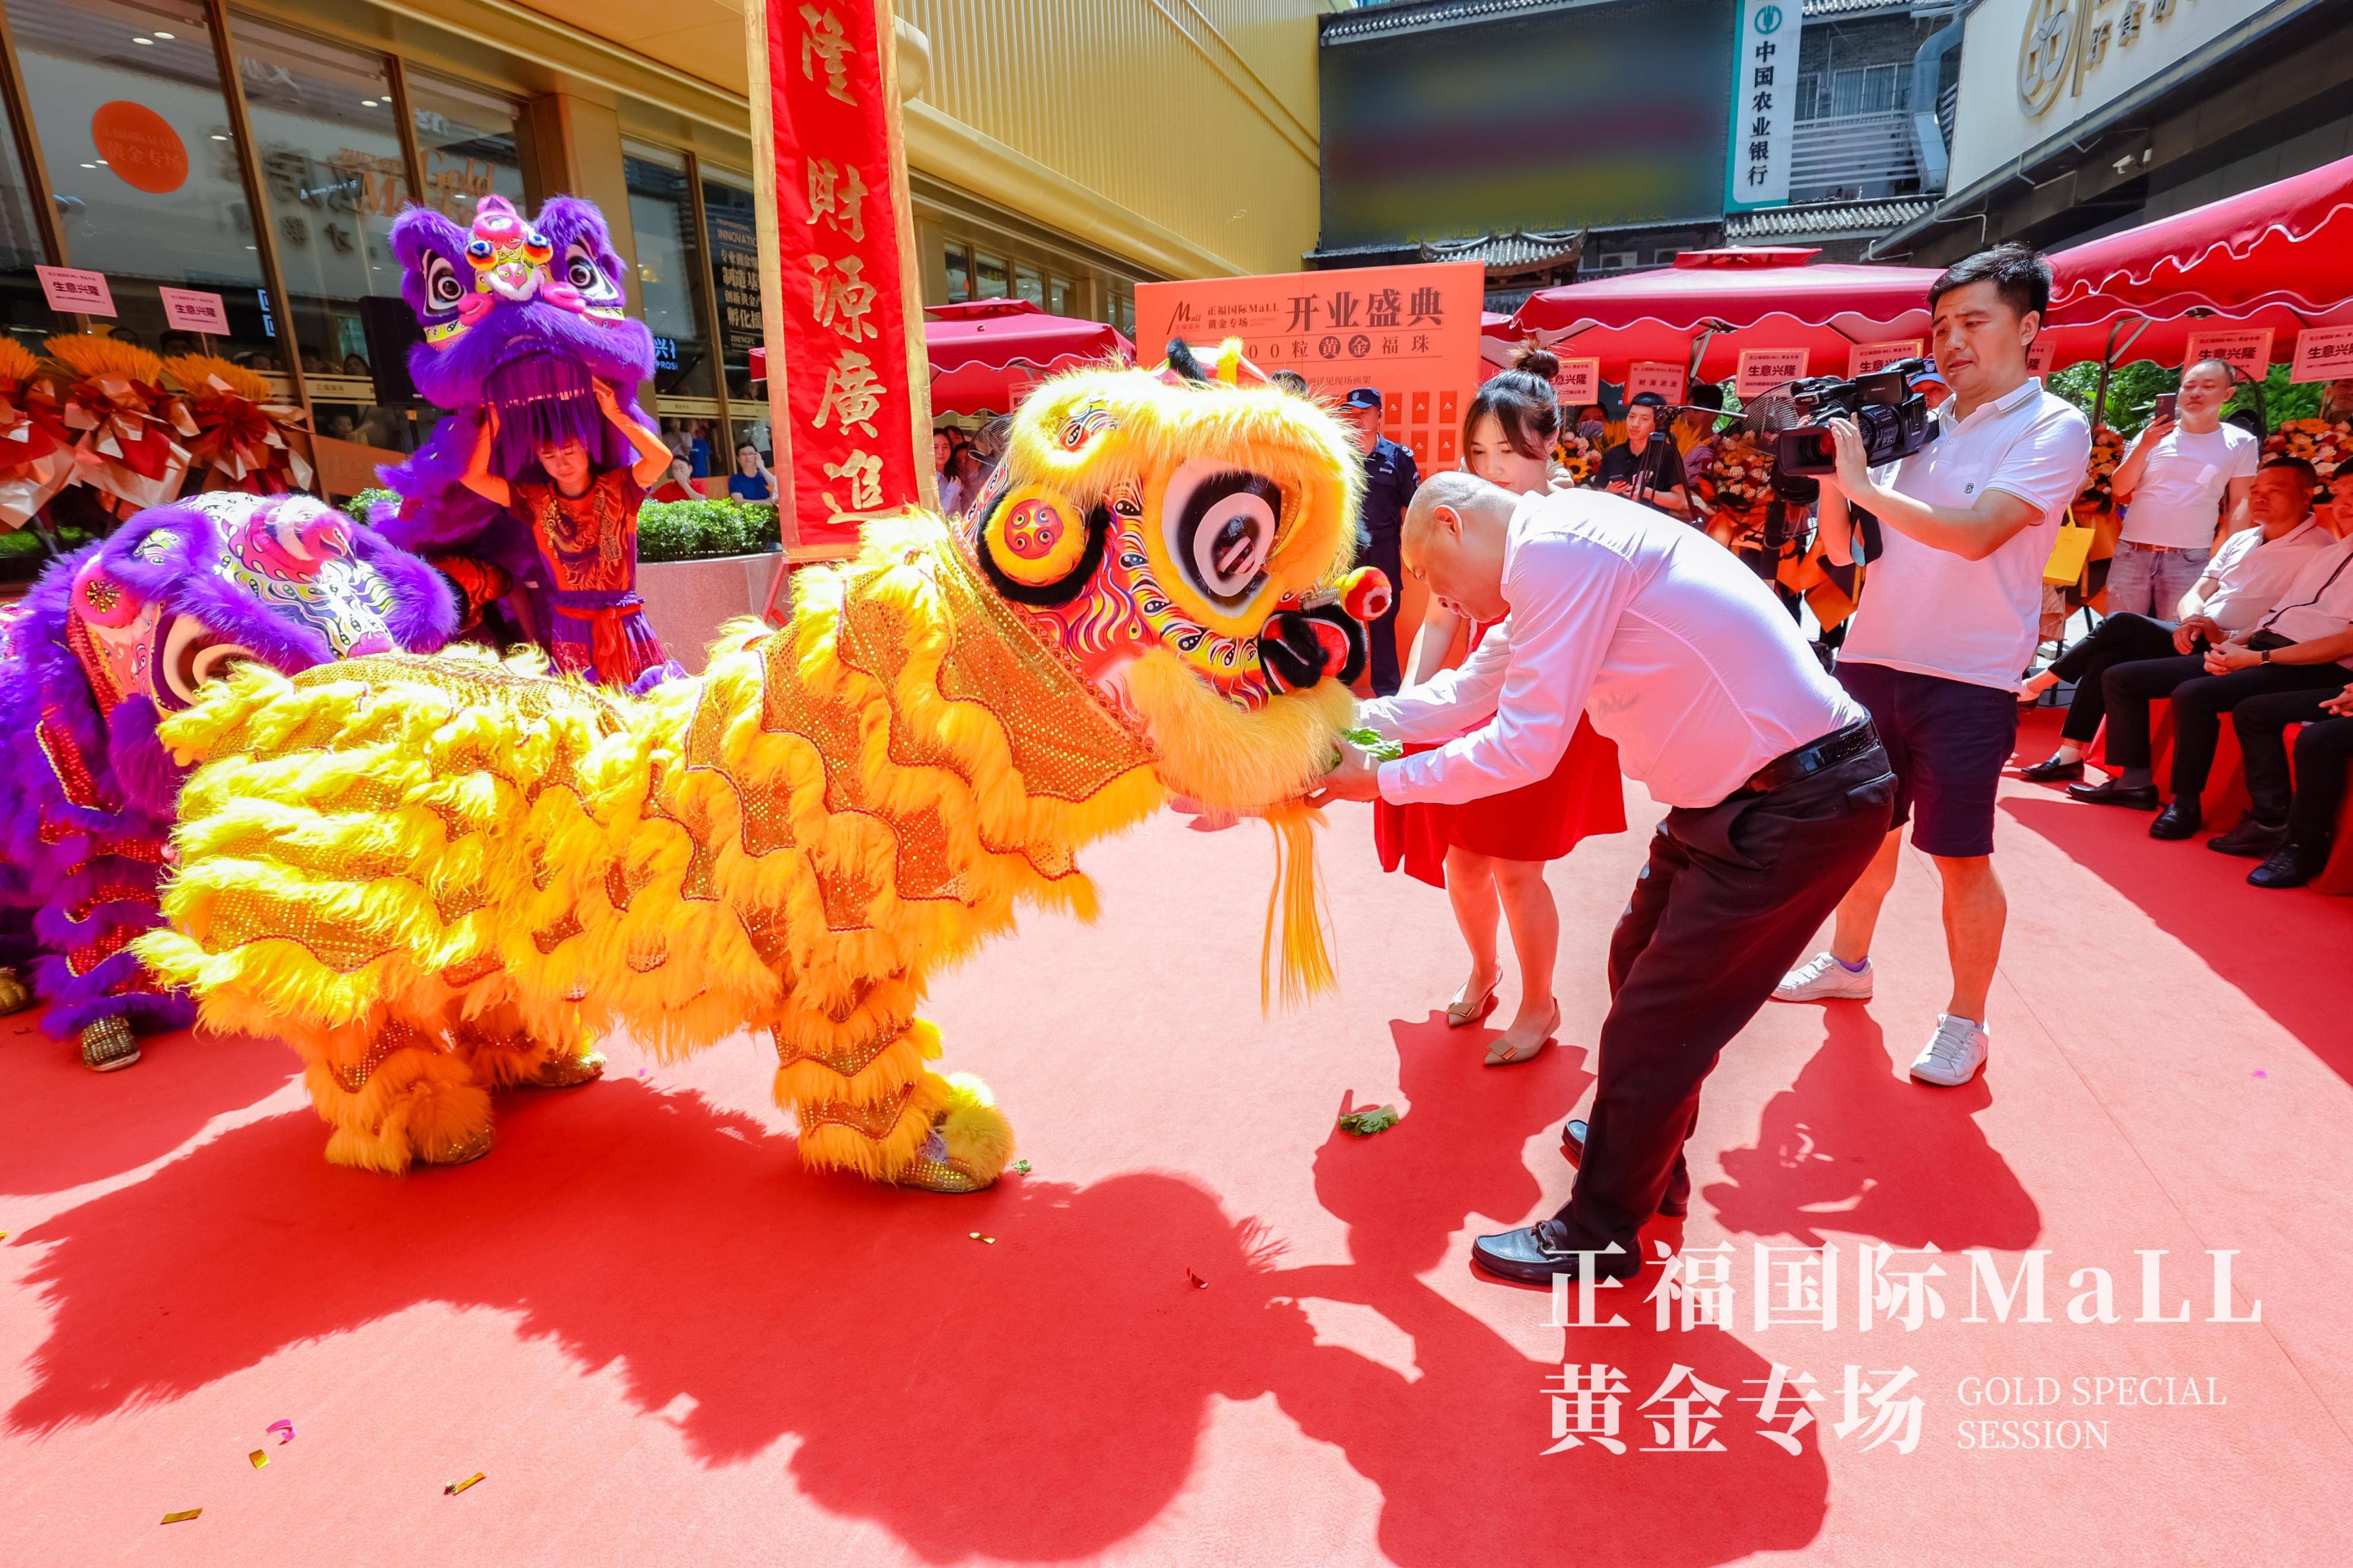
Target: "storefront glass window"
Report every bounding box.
[0,85,63,350]
[701,166,763,414]
[623,139,713,404]
[1014,265,1042,307]
[973,252,1005,299]
[227,14,412,449]
[943,241,968,303]
[12,0,277,367]
[1047,276,1071,317]
[405,69,523,221]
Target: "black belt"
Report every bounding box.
[1744,720,1880,795]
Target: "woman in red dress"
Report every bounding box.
[1374,345,1626,1064]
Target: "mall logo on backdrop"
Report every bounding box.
[2019,0,2196,116]
[1533,1241,2259,1458]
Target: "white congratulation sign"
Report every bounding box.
[2183,329,2275,380]
[1551,358,1601,405]
[1626,362,1688,406]
[1725,0,1804,211]
[1735,348,1809,397]
[2026,338,2054,377]
[2290,325,2353,384]
[1850,340,1924,377]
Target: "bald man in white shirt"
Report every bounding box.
[1310,472,1894,1287]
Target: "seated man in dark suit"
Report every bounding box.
[2069,504,2353,839]
[2018,459,2332,781]
[2221,680,2353,885]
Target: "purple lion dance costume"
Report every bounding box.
[376,193,681,692]
[0,492,455,1070]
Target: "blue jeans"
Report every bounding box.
[2105,539,2210,618]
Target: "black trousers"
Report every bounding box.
[1553,741,1895,1276]
[2103,656,2353,797]
[1358,527,1403,696]
[2049,613,2192,743]
[2230,689,2353,842]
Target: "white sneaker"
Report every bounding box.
[1772,952,1874,1003]
[1910,1014,1990,1086]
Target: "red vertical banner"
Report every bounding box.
[748,0,934,565]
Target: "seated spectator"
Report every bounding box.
[1597,392,1689,519]
[649,453,697,503]
[2222,679,2353,881]
[1574,404,1608,443]
[728,442,775,501]
[2068,473,2353,839]
[2018,457,2333,781]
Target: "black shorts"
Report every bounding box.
[1832,661,2019,858]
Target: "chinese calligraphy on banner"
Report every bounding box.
[747,0,933,562]
[2182,328,2275,379]
[1725,0,1805,211]
[1735,348,1808,398]
[1135,262,1483,469]
[1849,339,1923,377]
[2290,325,2353,383]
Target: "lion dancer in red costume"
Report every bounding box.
[457,375,675,688]
[376,193,684,692]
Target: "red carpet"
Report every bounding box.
[5,709,2350,1564]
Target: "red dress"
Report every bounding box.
[1373,621,1626,888]
[512,469,671,688]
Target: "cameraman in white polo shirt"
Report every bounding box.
[1771,244,2091,1090]
[2103,357,2260,616]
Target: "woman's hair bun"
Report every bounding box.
[1510,342,1560,381]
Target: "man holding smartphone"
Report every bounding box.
[2102,360,2260,616]
[1771,244,2090,1090]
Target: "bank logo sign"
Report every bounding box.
[1725,0,1805,211]
[2018,0,2190,116]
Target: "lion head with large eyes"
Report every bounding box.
[956,341,1390,811]
[389,193,653,410]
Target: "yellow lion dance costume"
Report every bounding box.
[136,348,1387,1190]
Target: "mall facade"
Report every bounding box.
[0,0,1320,465]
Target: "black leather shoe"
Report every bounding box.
[1561,1119,1688,1217]
[2018,754,2085,783]
[1470,1219,1635,1287]
[2206,816,2288,858]
[2149,800,2203,839]
[2066,778,2160,809]
[2248,842,2328,889]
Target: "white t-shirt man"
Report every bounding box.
[2120,422,2260,549]
[1837,378,2092,691]
[2199,516,2333,632]
[2246,532,2353,645]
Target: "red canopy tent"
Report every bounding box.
[1507,248,1941,385]
[922,300,1134,416]
[745,300,1135,416]
[2041,151,2353,372]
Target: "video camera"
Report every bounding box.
[1768,359,1943,501]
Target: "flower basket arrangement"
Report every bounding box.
[1700,430,1776,541]
[2075,425,2125,514]
[2263,417,2345,506]
[47,333,196,517]
[0,337,77,531]
[1551,431,1600,487]
[163,354,313,496]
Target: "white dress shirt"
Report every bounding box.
[1358,489,1866,810]
[2199,517,2332,631]
[1837,377,2092,691]
[2248,531,2353,645]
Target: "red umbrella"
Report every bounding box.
[923,300,1133,416]
[1510,249,1942,383]
[2043,152,2353,371]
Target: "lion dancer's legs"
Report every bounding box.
[31,845,193,1071]
[771,974,1014,1193]
[442,997,608,1091]
[288,1014,496,1173]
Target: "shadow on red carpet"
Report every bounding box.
[2002,788,2353,1084]
[0,1018,293,1195]
[8,1033,1830,1566]
[1705,1009,2040,1250]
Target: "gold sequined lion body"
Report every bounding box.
[136,352,1384,1188]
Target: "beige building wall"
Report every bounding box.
[497,0,1326,281]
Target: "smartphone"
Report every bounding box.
[2154,393,2179,422]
